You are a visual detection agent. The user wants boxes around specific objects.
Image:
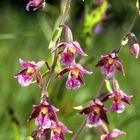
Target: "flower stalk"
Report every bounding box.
[42,0,73,94]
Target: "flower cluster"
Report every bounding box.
[29,94,72,139]
[55,40,93,90]
[15,58,72,139]
[79,50,134,139]
[15,1,139,140]
[78,79,131,139]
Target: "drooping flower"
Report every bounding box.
[26,0,46,11]
[102,90,132,113]
[53,42,87,66]
[100,129,126,140]
[79,100,109,127]
[29,94,72,139]
[15,59,44,87]
[56,64,92,90]
[29,98,59,138]
[50,121,72,140]
[95,53,125,78]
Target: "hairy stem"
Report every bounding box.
[72,118,87,140]
[61,0,72,25]
[115,11,138,53]
[95,78,105,98]
[42,0,72,94]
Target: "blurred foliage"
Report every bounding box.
[0,0,140,140]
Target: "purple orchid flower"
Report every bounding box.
[79,100,109,127]
[28,100,59,123]
[56,64,93,90]
[29,99,59,138]
[95,53,125,78]
[15,59,45,88]
[100,129,126,140]
[50,122,72,140]
[26,0,46,11]
[102,90,133,113]
[53,41,87,66]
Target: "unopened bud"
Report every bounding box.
[130,43,140,58]
[128,32,140,58]
[112,78,120,91]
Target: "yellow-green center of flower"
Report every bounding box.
[41,107,48,115]
[71,68,79,78]
[54,127,61,134]
[108,58,114,65]
[27,67,34,75]
[69,47,76,54]
[94,106,101,115]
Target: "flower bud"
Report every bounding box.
[112,78,120,92]
[128,32,140,58]
[130,43,140,58]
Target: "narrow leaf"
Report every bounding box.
[105,80,113,93]
[49,27,62,49]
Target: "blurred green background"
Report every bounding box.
[0,0,140,140]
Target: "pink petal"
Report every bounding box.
[18,75,33,87]
[36,61,45,69]
[101,65,115,78]
[77,73,85,84]
[52,42,65,53]
[59,122,72,133]
[56,67,70,78]
[112,102,125,113]
[15,69,27,78]
[114,59,125,76]
[35,71,42,88]
[75,64,93,74]
[101,93,114,102]
[109,129,126,138]
[19,59,36,68]
[72,41,87,56]
[60,52,74,66]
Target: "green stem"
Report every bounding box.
[72,119,87,140]
[41,0,73,94]
[116,11,138,53]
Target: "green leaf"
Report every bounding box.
[55,55,62,73]
[73,100,93,110]
[136,0,140,15]
[73,105,83,110]
[12,123,20,140]
[49,27,62,49]
[105,80,113,93]
[136,0,139,9]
